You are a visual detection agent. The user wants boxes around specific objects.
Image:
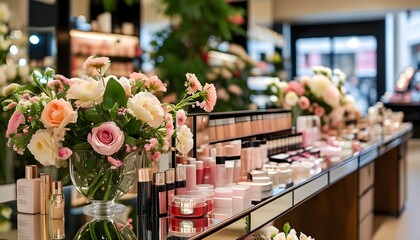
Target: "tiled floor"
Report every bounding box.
[372,139,420,240]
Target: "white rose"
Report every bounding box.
[287,229,298,240]
[118,76,131,96]
[0,3,11,22]
[284,91,299,107]
[6,65,17,80]
[309,74,332,98]
[261,226,279,239]
[66,77,105,107]
[27,129,58,167]
[273,233,286,240]
[176,125,193,155]
[127,92,164,127]
[299,232,314,240]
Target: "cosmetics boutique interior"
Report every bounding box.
[1,0,420,239]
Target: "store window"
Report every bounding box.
[291,20,385,115]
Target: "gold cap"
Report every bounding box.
[41,173,52,183]
[51,181,63,195]
[153,172,165,186]
[165,168,175,184]
[138,168,152,182]
[25,165,38,179]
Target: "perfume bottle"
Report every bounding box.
[49,181,65,240]
[17,165,41,214]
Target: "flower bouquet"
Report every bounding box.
[255,222,314,240]
[269,66,360,130]
[2,56,216,218]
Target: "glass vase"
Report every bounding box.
[73,217,137,240]
[69,150,137,218]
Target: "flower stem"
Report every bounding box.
[103,220,112,240]
[86,172,105,197]
[89,221,98,240]
[88,171,110,199]
[102,171,114,201]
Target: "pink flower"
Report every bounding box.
[323,85,341,108]
[47,80,64,93]
[149,138,158,148]
[145,75,167,92]
[314,106,325,117]
[185,73,202,94]
[298,96,310,110]
[82,56,110,70]
[87,122,125,156]
[200,83,217,112]
[55,74,74,86]
[153,152,161,161]
[166,121,174,139]
[129,72,148,81]
[107,156,123,168]
[287,81,305,96]
[57,147,72,160]
[6,110,25,137]
[5,102,17,110]
[176,110,187,127]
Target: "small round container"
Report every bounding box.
[170,195,208,218]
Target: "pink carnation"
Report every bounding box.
[200,83,217,112]
[129,72,148,81]
[314,106,325,117]
[185,73,203,94]
[145,75,167,92]
[82,56,110,70]
[166,121,175,139]
[176,110,187,127]
[6,110,25,137]
[57,147,72,160]
[153,152,161,161]
[149,138,158,148]
[47,80,64,93]
[298,96,310,110]
[286,81,305,96]
[55,74,74,86]
[107,156,123,168]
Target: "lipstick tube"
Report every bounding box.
[153,172,167,217]
[175,166,186,195]
[185,164,196,190]
[138,168,152,216]
[195,161,204,185]
[165,168,175,212]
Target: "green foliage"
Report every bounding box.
[151,0,246,108]
[103,77,127,110]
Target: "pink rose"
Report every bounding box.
[6,110,25,137]
[323,85,340,107]
[107,156,123,168]
[298,96,310,110]
[314,106,325,117]
[41,99,77,129]
[87,122,125,156]
[287,81,305,96]
[176,110,187,127]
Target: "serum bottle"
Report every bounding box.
[49,181,65,240]
[17,165,41,214]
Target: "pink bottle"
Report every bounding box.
[195,161,204,185]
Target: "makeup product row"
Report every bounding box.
[209,111,292,141]
[266,133,303,156]
[16,165,65,240]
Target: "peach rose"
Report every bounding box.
[41,99,77,129]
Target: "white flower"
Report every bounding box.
[0,3,11,22]
[176,125,193,155]
[334,68,346,83]
[261,226,279,239]
[105,75,131,96]
[127,92,164,128]
[299,232,314,240]
[66,77,105,107]
[27,129,59,167]
[313,66,332,79]
[309,74,332,98]
[284,91,299,107]
[322,85,341,108]
[287,229,298,240]
[273,232,286,240]
[0,207,12,219]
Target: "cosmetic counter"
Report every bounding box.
[0,108,412,240]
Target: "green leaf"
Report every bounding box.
[109,103,119,120]
[124,135,137,146]
[84,108,105,123]
[125,118,142,135]
[73,142,92,151]
[103,78,127,110]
